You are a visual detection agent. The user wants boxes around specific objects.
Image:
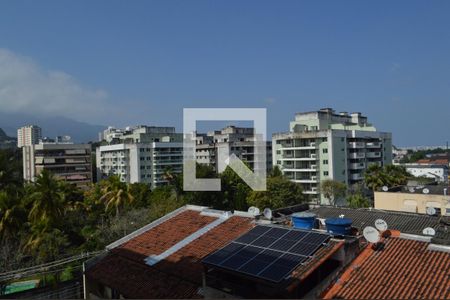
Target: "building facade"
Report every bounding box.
[375,185,450,216]
[272,108,392,203]
[17,125,42,148]
[195,126,272,173]
[404,164,449,183]
[96,126,183,188]
[23,142,92,188]
[96,142,183,189]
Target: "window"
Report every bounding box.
[276,150,281,154]
[323,160,328,164]
[323,171,329,176]
[323,148,328,154]
[445,208,450,216]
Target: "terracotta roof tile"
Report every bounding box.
[86,208,254,299]
[323,237,450,299]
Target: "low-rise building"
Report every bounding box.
[403,164,449,183]
[23,142,92,188]
[83,203,450,299]
[322,231,450,300]
[374,185,450,216]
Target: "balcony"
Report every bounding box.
[366,152,381,158]
[349,152,365,159]
[366,142,381,148]
[349,162,365,169]
[350,173,363,181]
[304,187,319,194]
[348,142,365,148]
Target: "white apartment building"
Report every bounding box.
[96,142,182,189]
[273,108,392,204]
[195,126,272,173]
[17,125,42,148]
[96,126,183,188]
[23,142,92,188]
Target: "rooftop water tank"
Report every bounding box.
[291,212,316,230]
[325,218,353,235]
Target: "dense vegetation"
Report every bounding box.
[0,150,308,273]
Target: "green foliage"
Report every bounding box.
[320,179,346,206]
[247,176,307,209]
[364,164,410,191]
[346,193,370,208]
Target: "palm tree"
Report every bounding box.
[0,190,26,238]
[363,164,386,191]
[162,167,182,200]
[27,170,66,228]
[99,176,134,216]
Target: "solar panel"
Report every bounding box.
[202,225,330,283]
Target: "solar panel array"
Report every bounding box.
[202,225,330,283]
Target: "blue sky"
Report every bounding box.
[0,1,449,146]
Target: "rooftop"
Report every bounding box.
[306,206,445,236]
[323,235,450,299]
[85,206,254,298]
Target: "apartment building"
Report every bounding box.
[23,142,92,188]
[96,126,183,188]
[272,108,392,203]
[195,126,272,173]
[17,125,42,148]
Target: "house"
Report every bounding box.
[84,205,355,299]
[322,230,450,299]
[84,204,450,299]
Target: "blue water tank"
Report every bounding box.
[291,212,316,230]
[325,218,353,235]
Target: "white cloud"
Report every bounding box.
[0,48,110,123]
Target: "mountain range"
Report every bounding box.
[0,112,106,143]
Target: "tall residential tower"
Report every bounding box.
[272,108,392,204]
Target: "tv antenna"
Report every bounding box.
[263,208,272,220]
[375,219,388,231]
[422,227,436,236]
[247,206,260,216]
[363,226,380,243]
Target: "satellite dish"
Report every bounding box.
[426,207,436,216]
[408,187,415,193]
[375,219,388,231]
[423,188,430,194]
[263,208,272,220]
[339,214,345,218]
[382,186,389,192]
[247,206,260,216]
[422,227,436,236]
[363,226,380,243]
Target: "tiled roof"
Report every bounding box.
[323,237,450,299]
[308,206,441,236]
[86,207,254,299]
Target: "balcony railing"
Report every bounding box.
[348,142,365,148]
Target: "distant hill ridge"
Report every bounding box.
[0,112,106,143]
[0,127,15,142]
